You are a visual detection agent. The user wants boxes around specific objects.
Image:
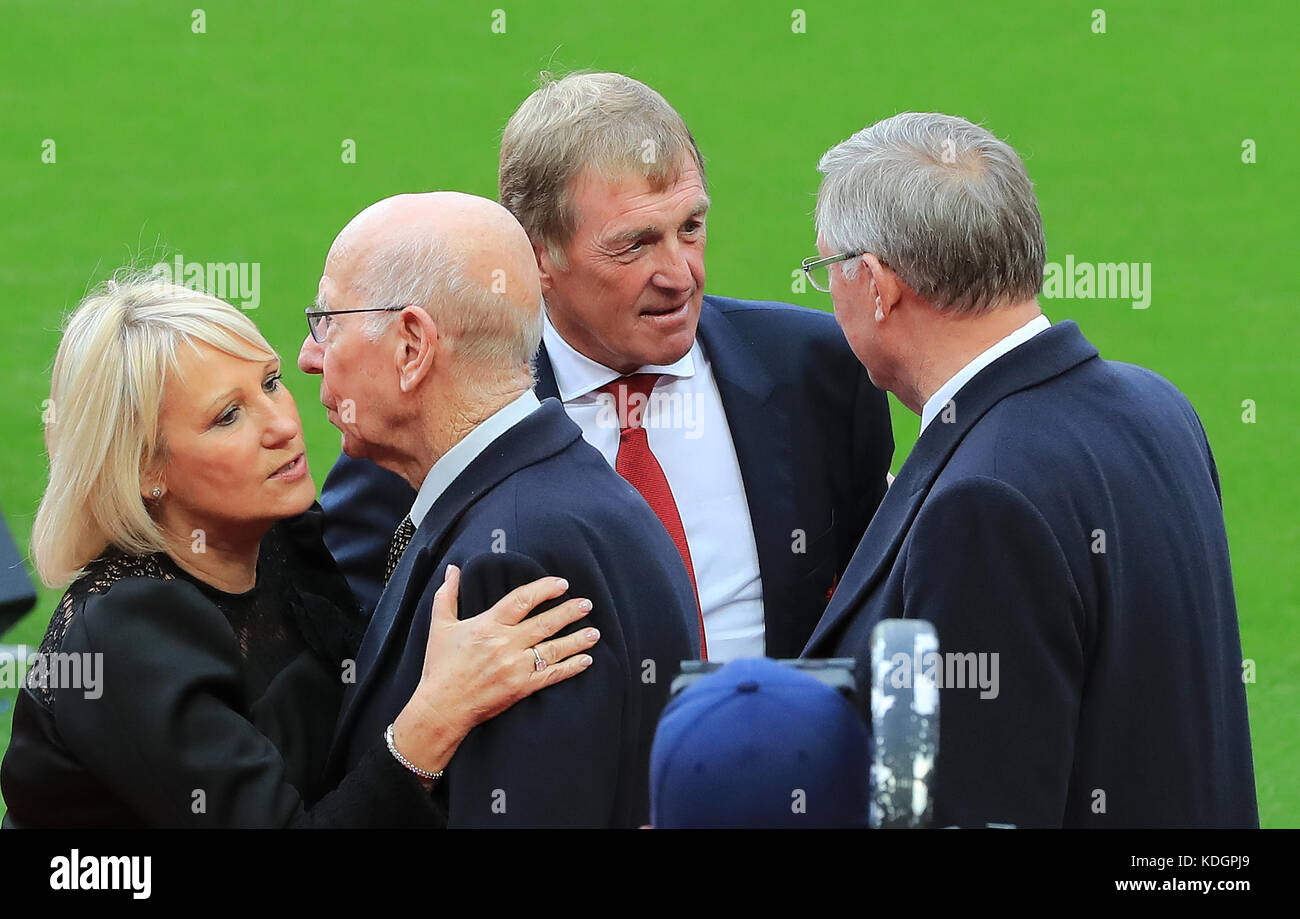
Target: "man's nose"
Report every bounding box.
[652,240,694,293]
[298,334,322,374]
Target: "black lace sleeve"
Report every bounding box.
[50,576,445,828]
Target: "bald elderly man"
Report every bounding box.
[298,192,698,827]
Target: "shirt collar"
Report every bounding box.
[920,314,1052,435]
[409,390,542,527]
[542,310,696,402]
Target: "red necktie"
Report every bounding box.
[597,373,708,659]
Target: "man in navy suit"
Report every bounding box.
[802,112,1257,827]
[321,72,893,660]
[298,191,697,826]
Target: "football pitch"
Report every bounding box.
[0,0,1294,826]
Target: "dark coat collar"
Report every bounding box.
[335,400,583,741]
[804,320,1099,652]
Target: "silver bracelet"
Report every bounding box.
[385,723,444,782]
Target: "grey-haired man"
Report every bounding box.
[803,112,1257,828]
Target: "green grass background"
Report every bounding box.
[0,0,1294,825]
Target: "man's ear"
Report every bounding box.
[534,241,560,295]
[862,253,901,319]
[393,307,439,393]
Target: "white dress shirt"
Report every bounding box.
[409,390,542,528]
[542,313,765,661]
[920,314,1052,435]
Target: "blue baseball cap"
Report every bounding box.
[650,657,871,828]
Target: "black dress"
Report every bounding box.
[0,507,446,828]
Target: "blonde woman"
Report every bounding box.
[0,274,598,827]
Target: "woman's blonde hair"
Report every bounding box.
[31,270,277,587]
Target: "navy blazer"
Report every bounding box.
[326,399,698,827]
[804,321,1258,828]
[320,295,893,658]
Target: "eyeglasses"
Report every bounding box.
[304,305,406,343]
[800,252,863,293]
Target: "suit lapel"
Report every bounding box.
[333,400,583,744]
[695,299,801,651]
[537,302,802,652]
[804,321,1100,653]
